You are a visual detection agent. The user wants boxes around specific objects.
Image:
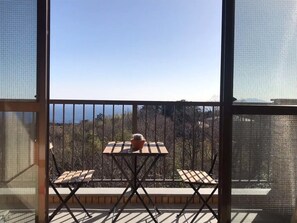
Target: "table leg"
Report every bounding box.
[111,186,158,223]
[110,156,139,222]
[109,155,161,222]
[108,186,131,215]
[137,183,161,214]
[134,155,162,214]
[122,155,162,214]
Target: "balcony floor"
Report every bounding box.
[49,205,217,223]
[2,205,290,222]
[48,207,291,223]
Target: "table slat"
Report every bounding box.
[149,142,158,154]
[157,142,168,154]
[113,142,123,153]
[123,141,131,149]
[140,142,149,153]
[103,141,116,154]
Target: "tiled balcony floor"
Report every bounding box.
[2,205,290,222]
[48,207,289,223]
[49,205,218,223]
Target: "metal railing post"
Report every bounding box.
[132,104,138,133]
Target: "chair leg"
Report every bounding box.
[177,192,196,218]
[67,185,92,218]
[177,185,202,218]
[49,182,79,223]
[190,185,218,223]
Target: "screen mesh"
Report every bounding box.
[232,115,297,222]
[0,0,37,100]
[233,0,297,104]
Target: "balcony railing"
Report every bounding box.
[49,100,220,187]
[49,100,272,187]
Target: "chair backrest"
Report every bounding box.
[208,153,218,177]
[49,143,61,175]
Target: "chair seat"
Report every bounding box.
[54,170,95,185]
[177,169,217,185]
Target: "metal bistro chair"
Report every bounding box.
[176,153,218,222]
[49,143,95,223]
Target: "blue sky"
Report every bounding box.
[50,0,222,101]
[1,1,296,102]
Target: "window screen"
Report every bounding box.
[0,0,37,100]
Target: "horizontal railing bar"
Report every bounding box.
[231,179,270,183]
[49,99,220,106]
[90,178,269,184]
[91,178,183,183]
